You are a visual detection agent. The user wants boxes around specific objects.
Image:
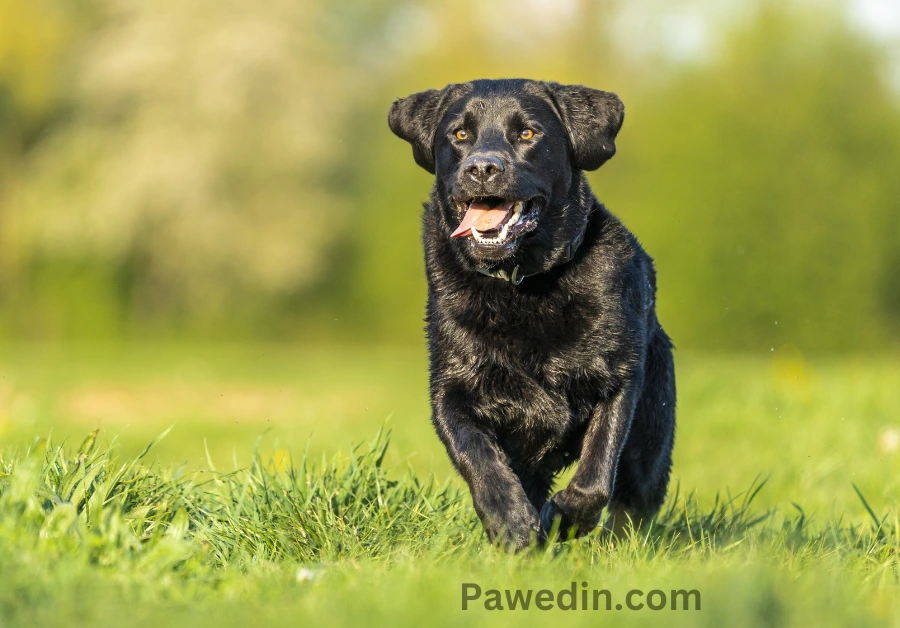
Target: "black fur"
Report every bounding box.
[388,79,676,549]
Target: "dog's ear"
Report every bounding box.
[388,88,449,174]
[547,83,624,171]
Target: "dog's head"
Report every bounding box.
[388,79,624,269]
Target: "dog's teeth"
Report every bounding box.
[471,204,523,244]
[472,227,493,244]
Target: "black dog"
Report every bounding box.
[388,79,675,549]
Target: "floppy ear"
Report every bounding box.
[388,88,447,174]
[547,83,625,171]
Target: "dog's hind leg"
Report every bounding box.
[606,328,676,535]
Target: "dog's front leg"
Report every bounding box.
[433,399,541,550]
[540,382,641,539]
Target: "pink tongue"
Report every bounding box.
[451,200,514,238]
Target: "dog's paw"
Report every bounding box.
[540,492,605,540]
[486,507,542,551]
[540,499,571,539]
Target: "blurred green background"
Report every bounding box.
[1,0,900,495]
[1,0,898,351]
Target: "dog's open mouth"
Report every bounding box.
[450,196,538,246]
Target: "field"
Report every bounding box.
[1,342,900,627]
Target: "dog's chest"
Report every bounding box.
[454,278,607,344]
[468,352,608,466]
[447,323,615,456]
[443,282,616,397]
[432,274,627,459]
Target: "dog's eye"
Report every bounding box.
[454,129,468,140]
[520,129,534,140]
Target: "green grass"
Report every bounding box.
[1,343,900,626]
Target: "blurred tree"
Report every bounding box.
[0,0,74,132]
[10,0,355,331]
[601,2,900,351]
[0,0,83,326]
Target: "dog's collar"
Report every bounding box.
[475,264,528,285]
[475,229,586,286]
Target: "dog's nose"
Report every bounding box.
[463,154,505,182]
